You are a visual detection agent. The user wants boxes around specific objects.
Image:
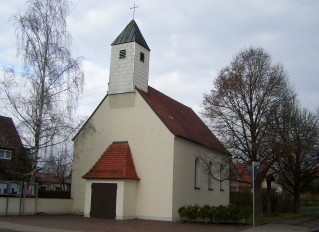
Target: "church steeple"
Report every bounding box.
[108,20,150,94]
[111,20,150,51]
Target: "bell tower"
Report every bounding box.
[108,20,151,94]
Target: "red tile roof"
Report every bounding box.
[83,141,139,180]
[137,87,230,154]
[233,163,269,188]
[0,116,23,150]
[233,163,252,188]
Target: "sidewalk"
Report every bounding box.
[241,224,309,232]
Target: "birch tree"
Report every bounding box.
[42,142,72,191]
[0,0,84,182]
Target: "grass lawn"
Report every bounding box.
[245,210,319,225]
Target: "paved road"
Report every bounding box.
[0,215,249,232]
[1,214,319,232]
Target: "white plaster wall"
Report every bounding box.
[122,180,138,219]
[72,92,175,220]
[0,198,72,215]
[172,138,230,220]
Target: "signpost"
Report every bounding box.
[248,162,260,232]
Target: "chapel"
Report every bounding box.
[71,20,230,221]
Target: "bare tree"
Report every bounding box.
[272,99,319,213]
[201,46,293,218]
[0,0,84,182]
[42,142,72,191]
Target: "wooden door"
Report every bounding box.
[90,183,117,219]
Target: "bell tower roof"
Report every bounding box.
[111,20,150,51]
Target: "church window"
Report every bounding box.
[208,161,213,190]
[140,52,145,62]
[220,163,225,191]
[195,157,201,189]
[119,49,126,59]
[0,149,12,160]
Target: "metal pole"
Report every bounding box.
[35,183,38,215]
[5,181,9,216]
[253,161,255,232]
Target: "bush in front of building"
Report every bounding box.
[178,203,251,222]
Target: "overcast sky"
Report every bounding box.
[1,0,318,118]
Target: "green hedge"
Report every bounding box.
[178,204,251,221]
[38,190,70,199]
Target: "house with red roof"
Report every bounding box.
[231,163,282,193]
[71,20,230,221]
[0,116,25,180]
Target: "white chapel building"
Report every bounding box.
[71,20,230,221]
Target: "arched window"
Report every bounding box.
[195,157,201,189]
[220,163,224,190]
[208,161,213,190]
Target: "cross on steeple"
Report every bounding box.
[130,3,139,20]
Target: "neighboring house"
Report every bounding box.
[0,116,25,180]
[231,163,282,193]
[36,172,71,191]
[71,20,231,221]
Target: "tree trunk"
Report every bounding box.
[294,192,300,213]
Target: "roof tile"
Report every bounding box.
[0,116,23,150]
[83,141,139,180]
[137,87,230,154]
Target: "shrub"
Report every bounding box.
[38,190,70,199]
[187,204,200,219]
[199,205,212,218]
[178,205,188,217]
[227,203,251,221]
[178,203,251,222]
[212,205,229,221]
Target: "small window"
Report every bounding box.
[119,49,126,59]
[195,157,201,189]
[140,52,145,62]
[0,149,12,160]
[208,161,213,190]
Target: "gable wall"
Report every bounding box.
[172,138,230,220]
[72,91,175,220]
